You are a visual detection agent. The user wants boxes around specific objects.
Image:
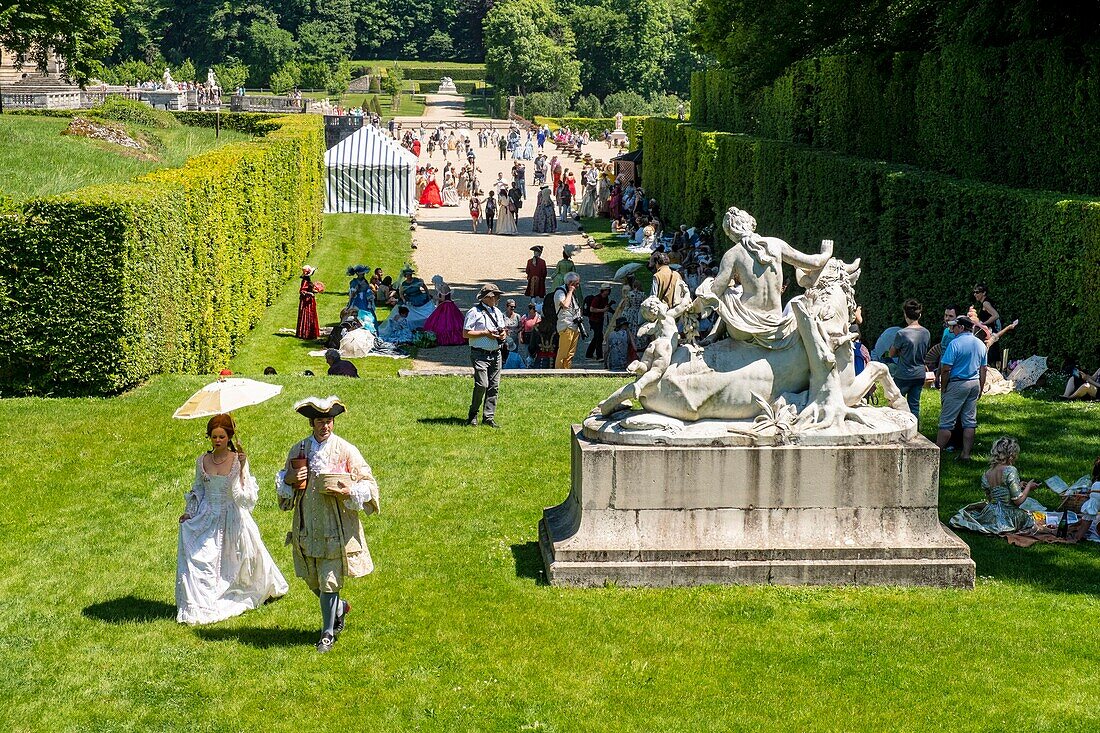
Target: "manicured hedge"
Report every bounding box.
[349,62,486,82]
[691,41,1100,196]
[171,111,285,136]
[416,80,481,95]
[642,118,1100,363]
[0,114,324,396]
[534,117,646,151]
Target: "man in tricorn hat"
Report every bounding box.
[524,245,547,298]
[462,284,507,428]
[276,396,379,653]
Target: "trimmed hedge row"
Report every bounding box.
[691,41,1100,196]
[348,62,486,82]
[0,114,324,396]
[416,80,481,95]
[170,111,285,136]
[642,118,1100,363]
[533,117,645,151]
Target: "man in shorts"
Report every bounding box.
[935,316,987,461]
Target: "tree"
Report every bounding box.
[423,30,455,60]
[453,0,494,61]
[269,61,300,93]
[325,60,351,98]
[0,0,123,84]
[243,20,298,85]
[213,60,249,92]
[572,93,603,117]
[380,63,404,96]
[483,0,580,97]
[174,58,196,82]
[603,90,649,116]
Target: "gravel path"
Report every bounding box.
[404,95,618,370]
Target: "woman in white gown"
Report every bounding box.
[496,191,519,235]
[176,414,288,625]
[441,168,461,206]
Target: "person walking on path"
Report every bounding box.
[463,284,506,428]
[585,284,611,360]
[554,272,583,369]
[276,397,379,653]
[935,315,988,461]
[525,245,547,298]
[469,195,482,233]
[483,193,496,234]
[498,135,507,161]
[889,299,930,418]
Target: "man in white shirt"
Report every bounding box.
[462,283,507,427]
[554,272,582,369]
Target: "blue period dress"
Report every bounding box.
[949,465,1037,535]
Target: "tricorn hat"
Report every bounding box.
[294,395,347,420]
[530,245,544,253]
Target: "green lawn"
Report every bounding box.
[229,213,414,378]
[0,114,250,200]
[3,368,1100,730]
[583,216,654,290]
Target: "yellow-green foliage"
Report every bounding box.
[691,41,1100,197]
[642,118,1100,363]
[0,114,324,396]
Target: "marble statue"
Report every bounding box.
[439,76,458,93]
[594,206,910,441]
[614,112,624,131]
[162,67,178,91]
[207,68,219,90]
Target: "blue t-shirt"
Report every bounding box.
[940,332,987,381]
[941,327,956,350]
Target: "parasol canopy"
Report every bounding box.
[173,378,283,420]
[1007,355,1048,391]
[613,261,645,282]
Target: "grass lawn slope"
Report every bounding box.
[229,213,414,377]
[2,373,1100,730]
[0,114,250,200]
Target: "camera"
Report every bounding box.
[574,317,590,340]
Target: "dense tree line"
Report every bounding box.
[692,0,1100,93]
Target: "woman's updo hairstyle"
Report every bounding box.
[206,413,244,460]
[989,436,1019,467]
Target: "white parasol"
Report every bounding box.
[613,261,645,282]
[173,378,283,419]
[1007,355,1048,391]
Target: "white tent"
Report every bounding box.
[324,125,417,215]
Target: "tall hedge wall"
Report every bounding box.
[348,63,486,82]
[534,117,645,151]
[642,118,1100,363]
[692,41,1100,196]
[0,114,324,396]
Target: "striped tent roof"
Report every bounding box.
[324,124,417,215]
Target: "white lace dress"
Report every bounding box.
[176,454,289,625]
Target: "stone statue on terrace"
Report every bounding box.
[614,112,624,131]
[162,67,178,91]
[593,206,911,443]
[207,68,219,91]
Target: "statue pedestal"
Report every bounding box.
[608,129,628,147]
[439,81,458,94]
[539,427,975,588]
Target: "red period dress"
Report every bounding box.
[422,290,465,346]
[296,277,320,339]
[525,256,547,298]
[419,175,443,207]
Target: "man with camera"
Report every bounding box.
[462,283,507,428]
[554,272,584,369]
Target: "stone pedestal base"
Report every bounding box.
[539,428,975,588]
[608,129,629,146]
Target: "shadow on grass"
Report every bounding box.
[416,416,469,426]
[82,596,176,624]
[194,626,317,648]
[510,541,547,585]
[961,533,1100,595]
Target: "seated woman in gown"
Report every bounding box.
[379,267,434,341]
[949,436,1038,535]
[177,414,288,625]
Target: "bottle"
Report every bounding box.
[290,443,308,491]
[1057,504,1070,539]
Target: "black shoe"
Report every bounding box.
[333,601,351,637]
[467,418,478,427]
[316,632,335,653]
[483,419,501,429]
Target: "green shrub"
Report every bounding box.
[0,115,324,396]
[170,111,283,136]
[642,118,1100,364]
[88,96,180,129]
[692,41,1100,196]
[349,62,486,82]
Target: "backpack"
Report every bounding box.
[581,294,593,318]
[538,287,564,341]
